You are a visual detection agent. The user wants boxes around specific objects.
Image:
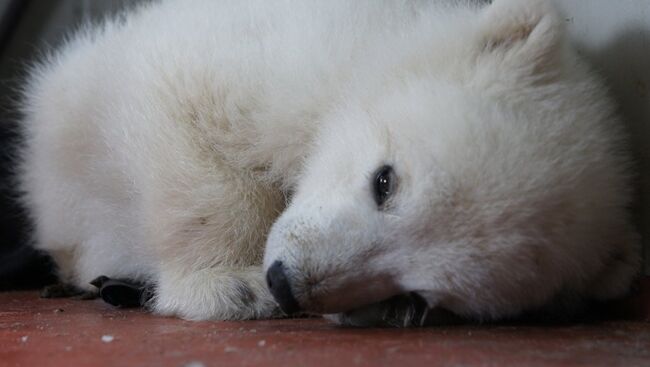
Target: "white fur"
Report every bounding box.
[18,0,639,324]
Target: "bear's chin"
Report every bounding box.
[324,293,462,328]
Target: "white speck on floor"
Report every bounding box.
[20,336,28,343]
[257,340,266,347]
[183,361,205,367]
[101,335,114,343]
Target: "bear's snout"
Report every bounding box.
[266,260,302,315]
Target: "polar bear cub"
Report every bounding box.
[19,0,639,325]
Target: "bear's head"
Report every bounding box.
[264,0,639,326]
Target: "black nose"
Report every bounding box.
[266,260,301,315]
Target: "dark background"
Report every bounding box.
[0,0,53,290]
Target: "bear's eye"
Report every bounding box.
[373,165,396,208]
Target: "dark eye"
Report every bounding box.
[373,165,396,208]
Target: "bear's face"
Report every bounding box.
[264,0,630,323]
[265,80,559,320]
[263,84,475,314]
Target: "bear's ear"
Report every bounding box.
[476,0,565,81]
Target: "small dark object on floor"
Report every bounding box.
[90,275,153,308]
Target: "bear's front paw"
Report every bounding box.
[153,267,282,321]
[325,293,461,327]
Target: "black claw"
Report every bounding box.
[90,275,154,308]
[89,275,109,288]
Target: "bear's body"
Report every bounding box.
[19,0,640,325]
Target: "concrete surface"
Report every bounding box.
[1,291,650,367]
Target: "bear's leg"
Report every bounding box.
[141,161,286,320]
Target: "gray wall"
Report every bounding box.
[0,0,141,112]
[553,1,650,274]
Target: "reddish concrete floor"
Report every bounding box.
[1,292,650,367]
